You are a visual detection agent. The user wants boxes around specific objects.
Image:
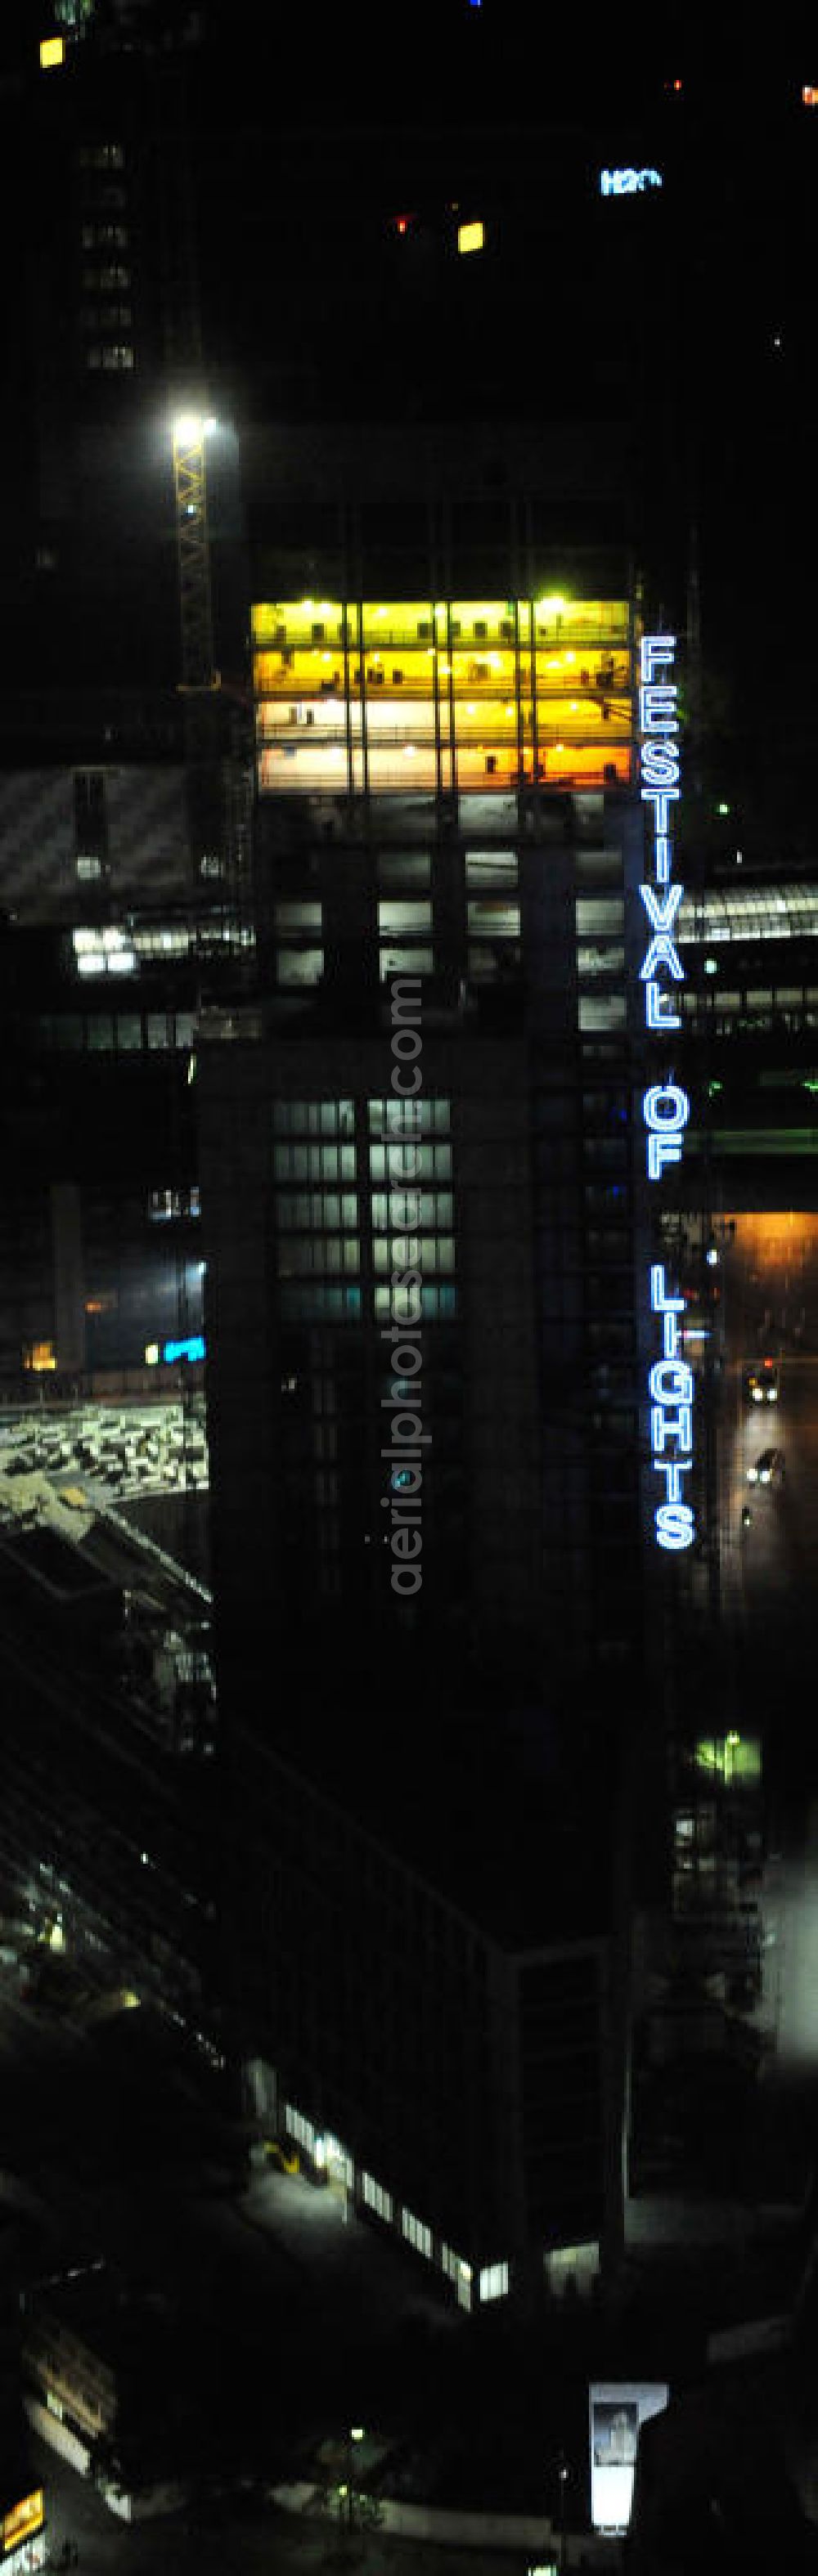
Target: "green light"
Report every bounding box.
[726,1730,740,1747]
[716,801,730,816]
[708,1079,722,1096]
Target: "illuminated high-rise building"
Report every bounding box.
[205,559,642,1675]
[198,510,654,2304]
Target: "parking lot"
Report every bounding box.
[0,1398,209,1523]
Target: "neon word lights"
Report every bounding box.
[640,633,694,1554]
[600,168,663,195]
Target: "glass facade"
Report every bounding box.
[253,595,633,797]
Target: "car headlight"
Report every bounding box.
[747,1468,757,1483]
[761,1470,771,1483]
[753,1388,762,1401]
[767,1389,777,1402]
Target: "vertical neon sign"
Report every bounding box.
[640,635,694,1553]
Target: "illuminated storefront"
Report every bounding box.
[1,2489,45,2574]
[252,595,632,797]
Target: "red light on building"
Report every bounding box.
[802,84,818,105]
[394,215,411,236]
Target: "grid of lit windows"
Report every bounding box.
[368,1099,456,1319]
[87,343,134,371]
[254,597,633,796]
[34,1008,195,1052]
[679,884,818,943]
[680,980,818,1033]
[271,1097,456,1321]
[272,1105,360,1310]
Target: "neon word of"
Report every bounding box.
[600,168,663,195]
[640,632,694,1553]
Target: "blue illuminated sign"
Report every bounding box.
[639,634,694,1554]
[162,1335,205,1364]
[600,167,663,197]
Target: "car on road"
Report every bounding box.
[744,1358,780,1405]
[746,1447,785,1487]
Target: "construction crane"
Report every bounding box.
[172,409,216,693]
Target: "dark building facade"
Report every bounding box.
[197,528,658,2303]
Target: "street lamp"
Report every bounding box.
[343,2431,363,2534]
[173,412,218,445]
[557,2455,569,2574]
[348,2424,364,2527]
[337,2426,366,2535]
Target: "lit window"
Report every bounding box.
[467,900,520,938]
[457,219,485,254]
[274,1143,356,1182]
[40,37,65,70]
[276,948,324,987]
[272,1101,356,1138]
[803,85,818,105]
[441,2243,470,2283]
[465,850,518,888]
[284,2112,314,2153]
[378,945,434,980]
[368,1097,450,1137]
[276,1192,358,1230]
[371,1192,452,1230]
[401,2207,433,2260]
[76,854,101,880]
[276,1236,360,1277]
[362,2172,393,2222]
[378,901,433,936]
[578,994,627,1032]
[372,1236,453,1275]
[479,2260,509,2302]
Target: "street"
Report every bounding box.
[715,1216,818,2135]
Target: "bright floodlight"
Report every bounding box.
[174,412,204,442]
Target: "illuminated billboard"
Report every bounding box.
[589,2382,668,2531]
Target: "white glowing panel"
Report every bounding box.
[589,2381,669,2532]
